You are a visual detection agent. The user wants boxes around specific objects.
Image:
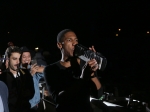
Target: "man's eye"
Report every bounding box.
[67,39,71,41]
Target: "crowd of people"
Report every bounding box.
[0,29,105,112]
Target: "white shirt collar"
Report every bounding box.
[13,72,20,78]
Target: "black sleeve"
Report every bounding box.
[44,65,58,102]
[44,65,52,93]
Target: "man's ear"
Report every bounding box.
[5,59,9,69]
[6,59,9,63]
[57,42,62,50]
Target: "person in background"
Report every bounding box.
[33,51,47,66]
[20,46,45,112]
[0,46,34,112]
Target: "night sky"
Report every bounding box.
[0,1,150,95]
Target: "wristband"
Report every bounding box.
[91,75,96,78]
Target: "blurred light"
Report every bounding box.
[118,29,121,31]
[8,32,10,34]
[116,34,119,36]
[147,31,149,34]
[35,47,39,50]
[103,101,123,107]
[104,92,109,95]
[90,97,122,107]
[125,98,140,102]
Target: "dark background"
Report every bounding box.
[0,1,150,101]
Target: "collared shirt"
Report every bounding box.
[0,95,4,112]
[13,72,20,78]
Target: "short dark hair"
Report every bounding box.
[57,29,73,42]
[7,46,22,58]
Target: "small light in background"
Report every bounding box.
[116,34,119,36]
[147,31,149,34]
[8,32,10,34]
[118,29,121,31]
[35,47,39,51]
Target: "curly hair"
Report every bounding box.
[7,46,22,58]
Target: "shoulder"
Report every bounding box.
[19,69,29,75]
[20,68,29,72]
[0,81,8,91]
[19,69,33,79]
[0,81,7,87]
[44,61,60,77]
[45,61,59,71]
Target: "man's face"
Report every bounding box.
[21,52,31,64]
[62,31,78,57]
[9,52,21,71]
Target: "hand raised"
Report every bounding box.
[87,59,98,72]
[30,63,39,76]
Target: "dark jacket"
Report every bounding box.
[0,68,34,112]
[0,81,9,112]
